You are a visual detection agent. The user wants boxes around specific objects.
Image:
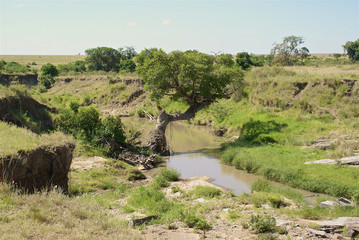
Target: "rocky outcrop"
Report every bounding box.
[0,74,38,86]
[305,156,359,166]
[0,95,55,132]
[0,143,75,193]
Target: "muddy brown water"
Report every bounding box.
[124,118,260,195]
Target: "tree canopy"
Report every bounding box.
[271,35,309,66]
[135,48,243,107]
[135,48,244,154]
[343,39,359,62]
[85,46,137,72]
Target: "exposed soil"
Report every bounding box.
[0,143,75,193]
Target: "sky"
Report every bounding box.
[0,0,358,55]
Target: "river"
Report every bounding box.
[124,118,260,195]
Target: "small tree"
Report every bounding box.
[299,47,310,63]
[40,63,58,89]
[333,53,342,61]
[135,48,244,154]
[343,39,359,62]
[235,52,252,70]
[271,35,308,66]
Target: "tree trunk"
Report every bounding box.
[145,101,211,155]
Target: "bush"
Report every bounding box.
[182,213,212,230]
[40,63,58,77]
[151,169,180,189]
[39,75,55,89]
[55,105,126,151]
[158,168,180,182]
[244,215,276,233]
[118,59,136,72]
[2,61,29,73]
[57,61,86,73]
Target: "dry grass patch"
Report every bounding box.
[0,183,143,239]
[0,55,86,70]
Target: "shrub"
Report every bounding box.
[118,59,136,72]
[245,215,276,233]
[157,168,180,182]
[55,105,126,151]
[151,169,180,189]
[40,63,58,77]
[182,213,212,230]
[2,61,29,74]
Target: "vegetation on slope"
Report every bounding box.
[0,121,73,157]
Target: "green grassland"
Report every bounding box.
[0,55,85,70]
[0,121,73,157]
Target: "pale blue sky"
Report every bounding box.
[0,0,358,55]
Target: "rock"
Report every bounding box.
[131,215,159,226]
[314,143,332,150]
[213,128,227,137]
[347,229,358,238]
[306,228,327,237]
[260,204,273,209]
[194,198,208,203]
[0,143,75,193]
[320,200,338,208]
[304,159,337,165]
[276,219,290,226]
[318,217,359,231]
[339,156,359,165]
[337,197,354,206]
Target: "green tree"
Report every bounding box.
[216,53,235,68]
[119,59,136,72]
[118,46,137,60]
[40,63,58,77]
[271,35,308,65]
[135,48,243,154]
[235,52,253,70]
[85,47,123,71]
[343,39,359,62]
[333,53,342,61]
[3,62,29,74]
[299,47,310,63]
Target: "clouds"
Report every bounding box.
[162,19,171,26]
[16,3,24,8]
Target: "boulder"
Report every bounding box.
[319,200,338,208]
[0,143,75,193]
[304,159,337,165]
[339,156,359,165]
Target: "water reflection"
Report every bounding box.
[123,118,258,194]
[167,152,258,195]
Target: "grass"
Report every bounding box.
[0,55,86,70]
[31,72,145,116]
[0,122,73,157]
[188,186,223,200]
[0,183,143,239]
